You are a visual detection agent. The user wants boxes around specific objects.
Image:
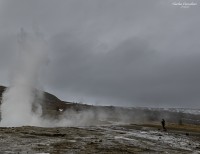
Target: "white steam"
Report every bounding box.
[0,29,140,127]
[0,29,108,127]
[0,29,47,127]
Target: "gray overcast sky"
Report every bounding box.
[0,0,200,108]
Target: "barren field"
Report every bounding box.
[0,86,199,153]
[0,123,199,154]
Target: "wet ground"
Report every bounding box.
[0,124,199,154]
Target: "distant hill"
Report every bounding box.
[0,85,5,98]
[0,85,93,118]
[0,85,67,110]
[0,85,199,125]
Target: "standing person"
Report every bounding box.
[161,119,166,131]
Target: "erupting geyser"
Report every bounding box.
[0,28,48,127]
[0,29,106,127]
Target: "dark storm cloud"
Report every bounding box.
[46,31,200,108]
[0,0,200,108]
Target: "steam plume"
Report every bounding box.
[0,29,138,127]
[0,28,48,127]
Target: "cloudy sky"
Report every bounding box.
[0,0,200,108]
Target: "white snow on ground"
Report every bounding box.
[126,130,195,151]
[127,107,200,115]
[99,125,200,153]
[153,108,200,115]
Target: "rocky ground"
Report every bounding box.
[0,85,199,153]
[0,123,199,154]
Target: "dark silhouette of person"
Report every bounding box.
[161,119,166,131]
